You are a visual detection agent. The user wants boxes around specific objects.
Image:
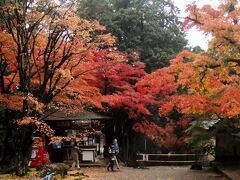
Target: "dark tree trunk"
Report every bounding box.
[14,127,33,176]
[0,110,33,176]
[0,110,14,166]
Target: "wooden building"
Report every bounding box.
[43,111,111,163]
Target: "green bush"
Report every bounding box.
[36,163,70,178]
[52,163,70,178]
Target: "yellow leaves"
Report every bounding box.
[144,42,240,119]
[152,1,240,121]
[16,117,35,125]
[185,0,240,56]
[17,117,54,137]
[91,20,106,31]
[26,96,45,114]
[59,69,72,79]
[53,79,103,110]
[49,129,100,144]
[0,3,22,16]
[169,50,238,96]
[57,11,81,29]
[95,34,116,47]
[219,0,238,13]
[216,67,229,80]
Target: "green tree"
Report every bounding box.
[77,0,187,72]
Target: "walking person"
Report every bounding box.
[71,143,80,169]
[107,145,115,171]
[113,139,120,169]
[107,139,120,171]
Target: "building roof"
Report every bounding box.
[43,111,111,121]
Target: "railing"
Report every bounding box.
[136,153,208,165]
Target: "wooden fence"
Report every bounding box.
[136,153,208,166]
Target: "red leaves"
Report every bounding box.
[87,48,146,94]
[133,118,190,153]
[140,42,240,119]
[177,117,191,130]
[0,94,23,112]
[159,101,175,117]
[213,86,240,118]
[132,120,167,140]
[176,94,210,115]
[136,67,177,96]
[102,89,155,118]
[86,48,154,118]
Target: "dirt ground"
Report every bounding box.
[0,166,227,180]
[79,166,227,180]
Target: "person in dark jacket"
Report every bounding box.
[107,139,120,171]
[107,144,115,171]
[113,139,120,169]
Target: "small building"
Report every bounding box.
[43,111,111,163]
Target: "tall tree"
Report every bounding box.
[0,0,115,175]
[85,47,158,159]
[135,0,240,153]
[77,0,187,72]
[86,48,155,118]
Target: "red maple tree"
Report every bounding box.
[85,48,156,118]
[0,0,116,174]
[133,0,240,152]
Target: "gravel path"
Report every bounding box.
[81,166,226,180]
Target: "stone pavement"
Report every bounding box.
[214,164,240,180]
[80,166,227,180]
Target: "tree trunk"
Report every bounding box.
[14,127,33,176]
[0,110,14,166]
[0,110,33,176]
[15,155,27,176]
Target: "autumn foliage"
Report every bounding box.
[131,0,240,152]
[85,48,156,118]
[0,0,240,166]
[0,0,122,174]
[0,0,117,137]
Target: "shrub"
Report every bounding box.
[52,163,70,178]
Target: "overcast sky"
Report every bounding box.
[172,0,220,50]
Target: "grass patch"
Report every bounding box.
[64,172,87,180]
[0,168,38,179]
